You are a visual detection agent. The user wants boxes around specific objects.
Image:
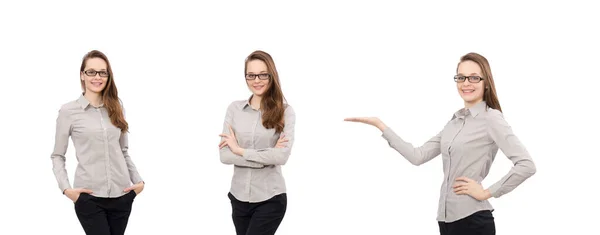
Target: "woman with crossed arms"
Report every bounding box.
[345,52,536,235]
[219,50,295,235]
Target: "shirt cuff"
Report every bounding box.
[381,126,396,140]
[61,186,71,194]
[487,183,502,198]
[131,175,144,185]
[59,182,71,194]
[242,149,258,161]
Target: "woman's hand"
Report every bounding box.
[275,134,288,148]
[344,117,387,131]
[219,125,244,155]
[453,177,491,201]
[64,188,93,202]
[124,181,145,195]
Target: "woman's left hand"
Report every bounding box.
[124,181,145,195]
[453,177,491,201]
[219,125,243,155]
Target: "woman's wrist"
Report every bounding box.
[233,146,245,156]
[376,122,387,132]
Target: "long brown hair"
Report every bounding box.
[80,50,128,133]
[457,52,502,112]
[244,50,286,133]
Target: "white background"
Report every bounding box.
[1,0,599,234]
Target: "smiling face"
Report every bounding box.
[80,57,109,95]
[245,59,271,97]
[456,60,485,107]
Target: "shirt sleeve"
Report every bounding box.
[51,107,73,194]
[485,110,536,198]
[381,126,443,166]
[220,102,266,168]
[119,104,144,184]
[241,105,296,166]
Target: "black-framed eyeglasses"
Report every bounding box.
[454,75,483,83]
[245,73,270,80]
[83,70,109,77]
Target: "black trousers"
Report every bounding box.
[74,191,137,235]
[228,192,287,235]
[438,210,496,235]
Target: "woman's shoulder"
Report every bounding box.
[483,106,503,118]
[58,99,81,112]
[227,99,248,109]
[283,103,295,117]
[481,106,510,128]
[55,98,82,120]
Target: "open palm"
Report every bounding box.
[344,117,387,131]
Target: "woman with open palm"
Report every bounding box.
[345,52,536,235]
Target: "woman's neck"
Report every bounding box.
[250,95,262,110]
[464,99,483,109]
[84,91,103,107]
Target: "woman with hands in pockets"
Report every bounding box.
[51,50,145,235]
[345,52,536,235]
[219,50,296,235]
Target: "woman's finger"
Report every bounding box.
[454,186,469,193]
[344,117,364,122]
[219,141,229,148]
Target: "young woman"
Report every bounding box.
[345,52,536,235]
[51,50,145,235]
[219,50,296,235]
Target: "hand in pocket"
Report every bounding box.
[64,188,93,203]
[124,182,145,196]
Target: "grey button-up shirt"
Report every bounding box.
[381,101,536,222]
[220,99,295,203]
[51,95,144,198]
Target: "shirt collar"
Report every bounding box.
[239,95,288,110]
[454,100,487,119]
[77,93,104,110]
[241,95,253,110]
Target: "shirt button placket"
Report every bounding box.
[99,108,111,196]
[248,110,260,200]
[444,118,465,220]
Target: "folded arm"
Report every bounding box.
[241,105,296,166]
[219,102,266,168]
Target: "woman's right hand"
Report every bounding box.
[344,117,387,131]
[64,188,93,202]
